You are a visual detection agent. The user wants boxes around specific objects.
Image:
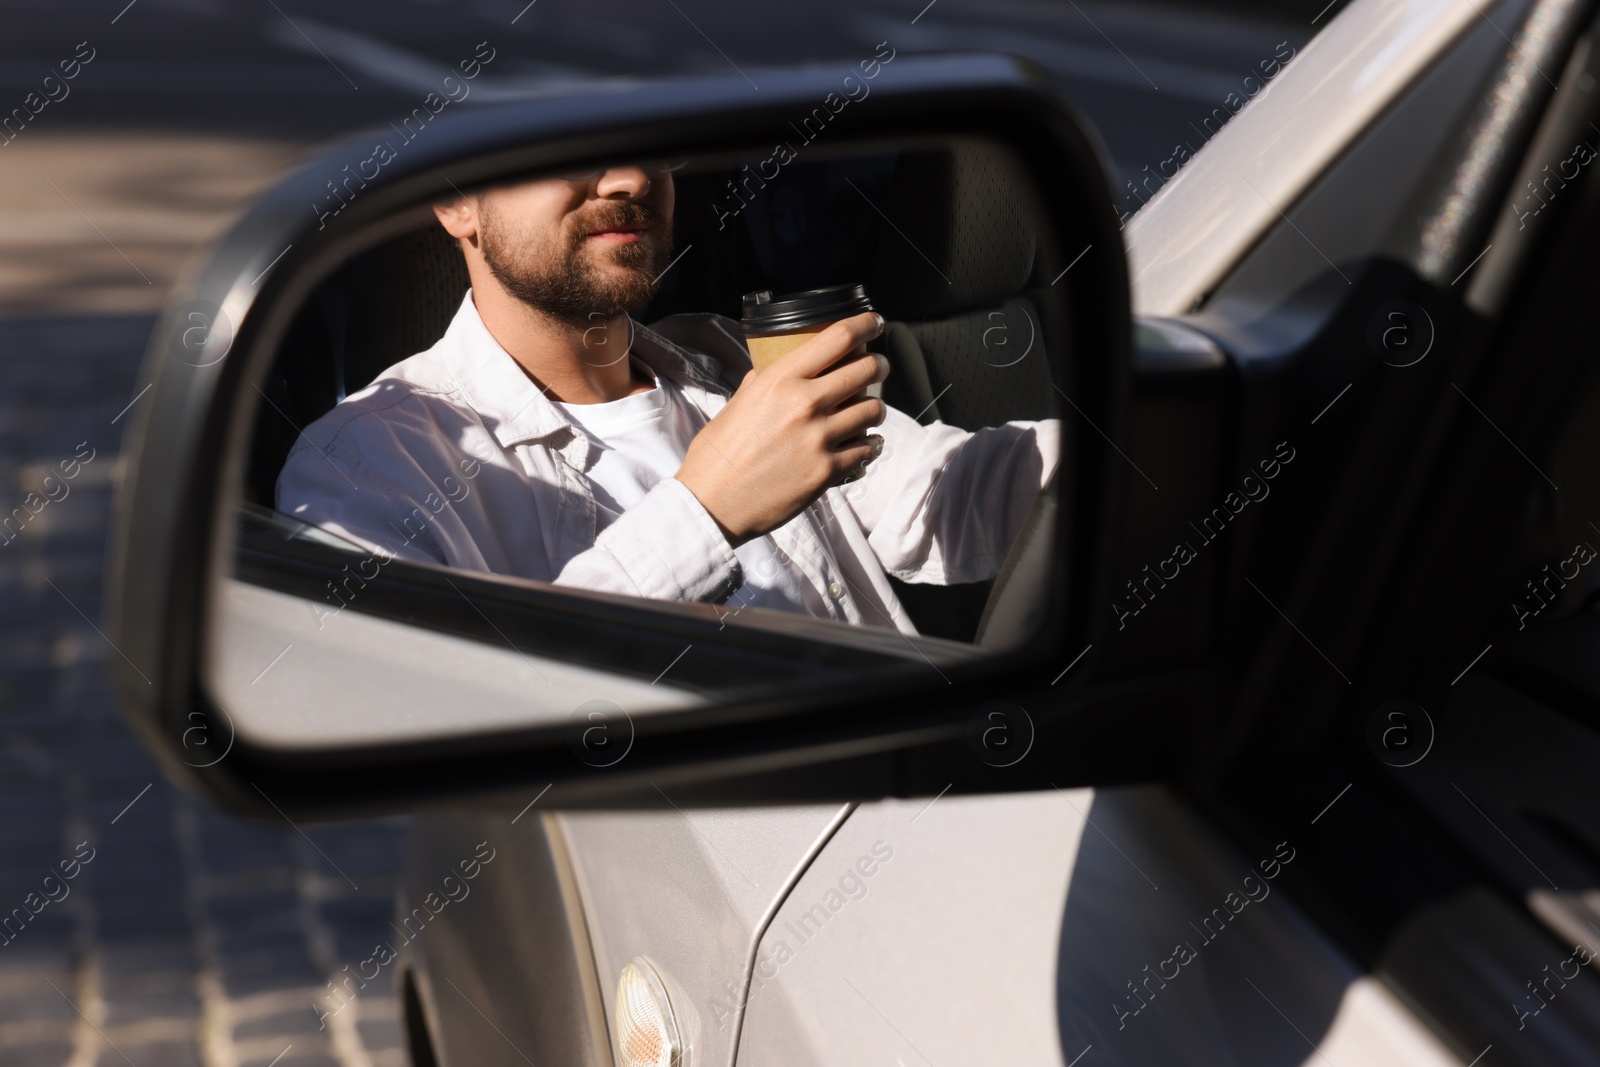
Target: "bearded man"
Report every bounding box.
[276,163,1058,635]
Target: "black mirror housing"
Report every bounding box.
[108,54,1143,819]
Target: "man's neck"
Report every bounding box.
[470,283,652,405]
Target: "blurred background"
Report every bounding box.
[0,2,1321,1064]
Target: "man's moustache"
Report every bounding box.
[575,204,661,236]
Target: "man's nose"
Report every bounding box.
[594,166,652,198]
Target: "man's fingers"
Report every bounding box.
[775,312,885,380]
[824,395,886,443]
[813,352,888,409]
[833,431,886,458]
[828,433,884,485]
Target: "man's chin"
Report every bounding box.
[580,254,662,296]
[554,277,655,323]
[582,234,663,266]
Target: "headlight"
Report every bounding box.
[616,957,682,1067]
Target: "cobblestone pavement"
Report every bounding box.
[0,314,410,1067]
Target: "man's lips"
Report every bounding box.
[585,224,650,242]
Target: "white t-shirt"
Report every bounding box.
[552,359,820,618]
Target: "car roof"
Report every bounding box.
[1126,0,1485,317]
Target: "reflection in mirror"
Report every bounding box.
[220,137,1068,748]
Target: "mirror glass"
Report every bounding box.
[211,136,1072,751]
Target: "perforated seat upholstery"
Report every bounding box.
[872,145,1056,431]
[330,223,472,403]
[247,223,470,504]
[869,144,1057,640]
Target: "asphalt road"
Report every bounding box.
[0,2,1322,1064]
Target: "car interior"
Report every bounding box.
[242,140,1063,644]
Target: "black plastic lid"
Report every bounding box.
[740,283,874,333]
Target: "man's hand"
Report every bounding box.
[676,311,889,547]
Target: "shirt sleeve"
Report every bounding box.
[277,418,744,604]
[275,433,455,569]
[841,405,1060,585]
[554,476,744,603]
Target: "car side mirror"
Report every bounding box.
[108,54,1144,818]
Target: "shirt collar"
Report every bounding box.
[443,290,728,452]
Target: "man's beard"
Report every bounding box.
[478,199,673,329]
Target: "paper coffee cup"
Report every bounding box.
[741,283,881,395]
[745,324,835,372]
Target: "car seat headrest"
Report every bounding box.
[871,143,1037,320]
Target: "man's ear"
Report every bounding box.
[433,198,478,240]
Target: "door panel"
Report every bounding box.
[736,789,1460,1066]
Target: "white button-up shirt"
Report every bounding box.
[277,293,1058,635]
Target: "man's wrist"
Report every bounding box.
[673,471,750,549]
[588,477,744,602]
[708,510,750,550]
